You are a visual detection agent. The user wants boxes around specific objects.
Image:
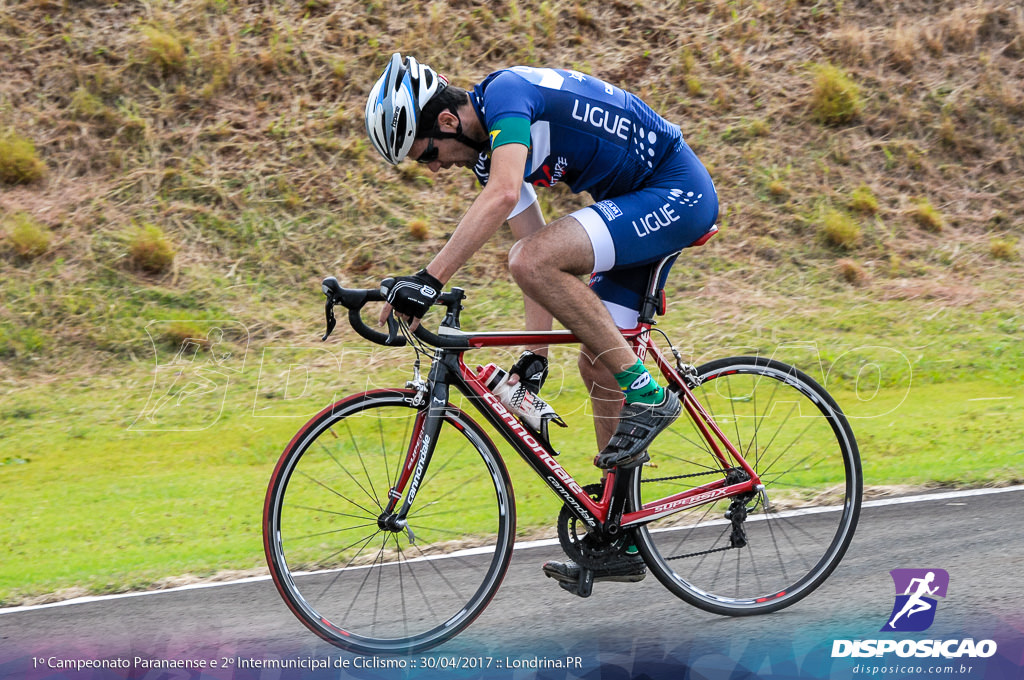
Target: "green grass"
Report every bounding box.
[1,0,1023,608]
[810,63,862,126]
[2,290,1021,605]
[0,131,46,184]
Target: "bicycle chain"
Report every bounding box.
[665,543,737,561]
[647,473,754,562]
[640,468,723,484]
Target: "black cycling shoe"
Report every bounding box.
[542,555,647,593]
[593,390,681,469]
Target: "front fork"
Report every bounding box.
[378,374,450,540]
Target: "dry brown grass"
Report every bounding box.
[837,259,871,287]
[888,22,921,72]
[0,0,1021,371]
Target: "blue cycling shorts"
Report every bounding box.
[572,141,718,327]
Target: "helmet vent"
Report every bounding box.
[394,108,409,144]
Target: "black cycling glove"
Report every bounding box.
[380,269,443,319]
[509,350,549,394]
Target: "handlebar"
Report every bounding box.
[320,276,469,349]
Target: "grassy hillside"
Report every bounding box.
[1,1,1023,604]
[0,0,1022,371]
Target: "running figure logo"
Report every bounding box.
[882,569,950,632]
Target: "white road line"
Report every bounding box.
[0,574,274,616]
[2,484,1021,616]
[861,485,1024,507]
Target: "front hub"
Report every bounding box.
[377,512,406,533]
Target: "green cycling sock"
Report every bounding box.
[614,359,665,406]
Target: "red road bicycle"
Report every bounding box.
[263,255,862,654]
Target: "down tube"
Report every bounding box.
[453,359,605,529]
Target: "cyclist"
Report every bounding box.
[364,53,719,591]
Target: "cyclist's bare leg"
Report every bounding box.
[508,201,554,356]
[578,345,622,450]
[512,216,654,586]
[507,215,641,381]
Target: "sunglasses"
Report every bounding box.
[415,137,439,164]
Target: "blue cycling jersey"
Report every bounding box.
[466,65,718,328]
[469,67,684,201]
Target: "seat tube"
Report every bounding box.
[630,325,652,361]
[604,468,636,534]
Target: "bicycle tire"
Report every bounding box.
[263,389,516,654]
[632,356,862,615]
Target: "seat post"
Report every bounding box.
[635,225,719,324]
[637,251,681,325]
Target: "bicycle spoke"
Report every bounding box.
[265,393,514,653]
[748,368,787,469]
[745,378,790,469]
[295,468,381,518]
[287,522,379,542]
[664,415,718,461]
[637,357,860,614]
[403,540,479,603]
[315,529,386,600]
[316,428,384,514]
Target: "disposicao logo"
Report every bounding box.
[831,568,998,660]
[882,568,949,632]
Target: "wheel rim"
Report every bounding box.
[636,359,861,612]
[265,392,514,652]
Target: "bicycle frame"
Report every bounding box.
[269,263,860,652]
[382,322,764,537]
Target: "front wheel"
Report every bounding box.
[633,356,862,615]
[263,390,516,654]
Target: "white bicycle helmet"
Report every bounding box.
[365,53,448,165]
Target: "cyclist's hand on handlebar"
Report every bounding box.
[379,269,443,331]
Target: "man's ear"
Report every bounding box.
[436,109,460,133]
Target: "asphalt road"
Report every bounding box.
[2,487,1022,679]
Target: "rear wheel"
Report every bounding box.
[263,390,515,653]
[632,356,861,615]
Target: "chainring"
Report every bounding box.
[556,482,633,569]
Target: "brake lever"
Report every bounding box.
[385,314,401,345]
[322,294,337,341]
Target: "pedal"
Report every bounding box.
[556,569,594,597]
[615,450,650,469]
[575,566,594,598]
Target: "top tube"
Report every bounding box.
[433,326,651,349]
[322,277,654,350]
[321,248,698,348]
